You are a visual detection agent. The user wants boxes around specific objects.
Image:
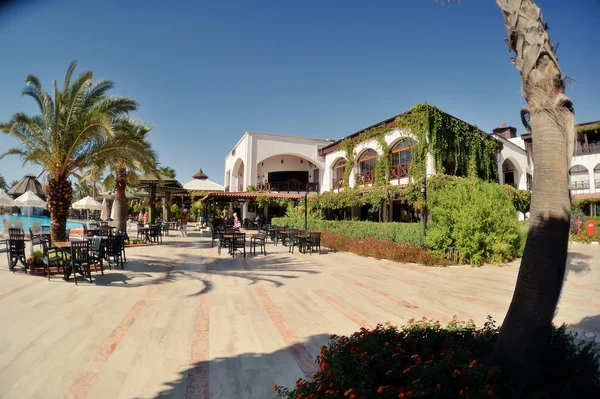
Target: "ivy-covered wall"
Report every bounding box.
[333,103,500,188]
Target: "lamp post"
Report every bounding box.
[420,176,427,237]
[304,192,308,230]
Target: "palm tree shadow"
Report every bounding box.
[148,334,331,399]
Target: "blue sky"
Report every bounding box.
[0,0,598,185]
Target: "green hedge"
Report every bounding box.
[271,217,424,246]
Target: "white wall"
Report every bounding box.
[224,134,250,192]
[570,153,600,195]
[496,135,531,190]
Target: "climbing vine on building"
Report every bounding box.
[335,103,499,186]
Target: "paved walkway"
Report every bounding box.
[0,234,598,398]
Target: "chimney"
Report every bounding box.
[492,122,517,139]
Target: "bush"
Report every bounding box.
[271,218,424,247]
[321,231,446,266]
[426,178,522,265]
[275,318,600,399]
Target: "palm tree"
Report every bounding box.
[158,165,176,179]
[0,174,7,191]
[73,178,91,200]
[0,61,151,242]
[438,0,574,380]
[90,120,157,232]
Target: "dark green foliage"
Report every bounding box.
[275,318,600,399]
[426,178,522,265]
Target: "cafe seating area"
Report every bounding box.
[211,223,322,258]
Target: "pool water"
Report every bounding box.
[0,215,84,232]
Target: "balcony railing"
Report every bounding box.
[256,181,319,193]
[355,170,375,186]
[570,181,590,190]
[575,143,600,156]
[331,178,344,190]
[390,163,410,180]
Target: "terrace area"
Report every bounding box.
[0,233,598,398]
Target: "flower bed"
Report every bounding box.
[321,231,445,266]
[275,317,600,398]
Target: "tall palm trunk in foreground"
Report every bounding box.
[492,0,575,379]
[114,166,129,233]
[47,176,73,242]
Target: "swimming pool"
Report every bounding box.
[0,215,84,232]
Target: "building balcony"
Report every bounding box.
[570,181,590,190]
[390,163,410,180]
[331,178,344,190]
[575,143,600,156]
[355,170,375,186]
[256,180,319,193]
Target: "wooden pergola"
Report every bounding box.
[135,173,187,223]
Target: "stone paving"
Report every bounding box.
[0,233,598,398]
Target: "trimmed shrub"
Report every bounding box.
[275,318,600,399]
[426,178,522,265]
[271,218,424,247]
[321,231,446,266]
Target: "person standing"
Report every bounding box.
[180,209,188,237]
[233,212,240,232]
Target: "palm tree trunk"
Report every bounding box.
[114,166,128,232]
[492,0,575,380]
[46,176,73,242]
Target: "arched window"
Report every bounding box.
[390,138,416,179]
[594,164,600,189]
[357,149,377,184]
[332,158,347,189]
[569,165,589,190]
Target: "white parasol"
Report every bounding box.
[110,200,116,221]
[0,189,15,207]
[72,196,103,226]
[100,198,109,221]
[14,190,47,228]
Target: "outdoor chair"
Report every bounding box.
[69,241,91,284]
[272,227,282,246]
[31,221,42,234]
[162,222,169,237]
[211,226,220,247]
[8,228,21,236]
[136,223,145,241]
[217,230,232,255]
[104,235,123,270]
[118,231,128,262]
[66,228,71,238]
[288,230,299,254]
[250,231,267,256]
[2,219,12,234]
[230,232,246,258]
[14,220,23,231]
[29,228,43,255]
[8,233,27,270]
[150,225,162,244]
[89,236,105,275]
[41,240,63,281]
[306,232,322,255]
[282,229,298,247]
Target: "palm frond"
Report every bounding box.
[62,60,79,93]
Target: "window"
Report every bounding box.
[569,165,589,190]
[332,158,347,189]
[390,138,416,179]
[358,149,377,174]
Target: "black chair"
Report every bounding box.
[288,230,299,254]
[250,231,267,256]
[211,226,220,247]
[29,228,43,255]
[8,228,22,236]
[136,223,145,240]
[217,231,232,255]
[104,235,123,270]
[230,232,246,258]
[118,231,128,262]
[70,241,91,284]
[8,233,27,270]
[41,240,63,281]
[150,225,162,244]
[89,236,105,275]
[307,232,322,255]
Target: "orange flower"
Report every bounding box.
[385,341,390,346]
[272,384,278,392]
[436,384,441,390]
[344,388,353,396]
[407,392,413,397]
[420,393,425,397]
[350,394,357,399]
[398,394,405,399]
[377,386,384,393]
[459,390,464,395]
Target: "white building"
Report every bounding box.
[214,106,600,221]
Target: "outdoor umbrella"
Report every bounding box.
[110,200,116,221]
[72,196,103,226]
[14,190,47,227]
[0,189,15,207]
[100,198,109,221]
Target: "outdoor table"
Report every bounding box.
[139,227,153,243]
[296,233,310,253]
